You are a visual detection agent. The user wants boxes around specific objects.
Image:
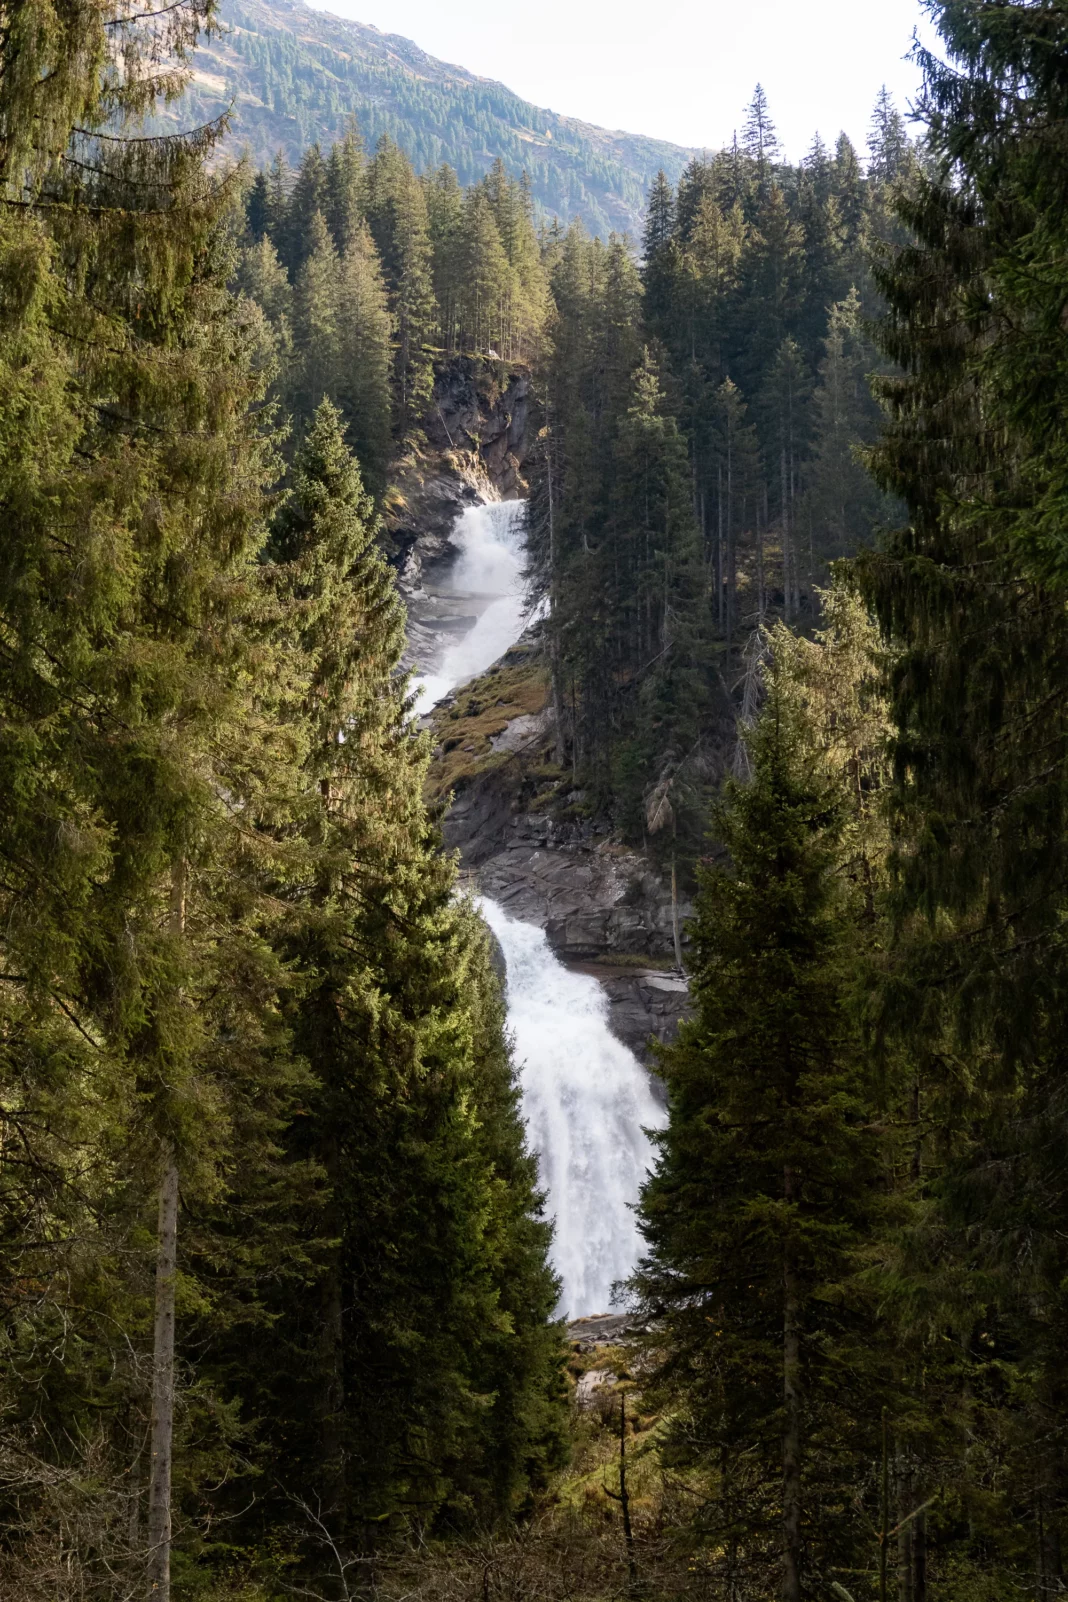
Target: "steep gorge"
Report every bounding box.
[400,359,692,1065]
[399,361,690,1314]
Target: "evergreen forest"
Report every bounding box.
[153,0,692,238]
[5,3,1068,1601]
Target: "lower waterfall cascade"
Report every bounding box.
[416,497,666,1318]
[480,898,666,1318]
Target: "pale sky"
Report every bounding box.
[307,0,943,160]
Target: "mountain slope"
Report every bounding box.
[169,0,695,236]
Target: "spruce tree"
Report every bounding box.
[854,5,1068,1587]
[364,136,437,438]
[0,2,310,1591]
[803,287,889,569]
[289,209,342,427]
[325,118,365,255]
[642,169,680,338]
[260,403,566,1536]
[742,82,783,191]
[425,162,465,352]
[283,141,330,274]
[335,222,393,500]
[456,184,513,355]
[635,662,888,1602]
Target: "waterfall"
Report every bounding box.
[481,899,666,1319]
[413,501,527,714]
[414,496,665,1318]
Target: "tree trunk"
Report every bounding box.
[147,1145,179,1601]
[319,1132,346,1521]
[896,1445,912,1602]
[671,852,684,973]
[619,1393,636,1582]
[912,1500,927,1602]
[782,1166,802,1602]
[780,447,793,623]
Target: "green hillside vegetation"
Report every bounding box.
[159,0,695,236]
[526,89,911,857]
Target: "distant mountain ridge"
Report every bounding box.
[167,0,696,236]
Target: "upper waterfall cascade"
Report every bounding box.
[413,501,528,716]
[416,498,666,1318]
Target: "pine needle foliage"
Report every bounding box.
[633,657,892,1599]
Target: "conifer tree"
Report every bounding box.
[425,162,465,351]
[283,141,331,273]
[364,135,437,437]
[708,377,761,636]
[0,3,311,1591]
[742,82,783,191]
[738,183,805,387]
[261,403,566,1535]
[642,169,679,337]
[325,118,365,255]
[759,337,813,618]
[867,85,910,181]
[289,209,342,425]
[804,287,888,569]
[456,183,513,355]
[635,661,888,1602]
[854,6,1068,1588]
[335,222,393,499]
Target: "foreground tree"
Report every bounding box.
[854,3,1068,1589]
[634,658,889,1600]
[249,403,566,1541]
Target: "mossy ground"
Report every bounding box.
[426,650,554,803]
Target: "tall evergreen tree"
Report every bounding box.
[364,136,437,438]
[635,660,888,1602]
[742,82,783,192]
[260,403,566,1535]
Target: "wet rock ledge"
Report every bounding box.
[432,648,693,1067]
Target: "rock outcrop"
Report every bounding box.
[446,742,693,1065]
[389,357,533,673]
[424,358,531,499]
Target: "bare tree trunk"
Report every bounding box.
[319,1133,346,1522]
[619,1392,636,1583]
[671,850,684,972]
[717,464,725,632]
[147,1145,179,1601]
[605,1392,637,1585]
[912,1497,927,1602]
[782,1166,802,1602]
[147,864,186,1600]
[879,1411,890,1602]
[897,1447,913,1602]
[781,447,793,623]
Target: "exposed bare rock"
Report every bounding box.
[567,1313,644,1351]
[574,1366,618,1407]
[425,359,531,498]
[575,963,689,1074]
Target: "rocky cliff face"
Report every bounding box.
[424,358,531,499]
[438,662,693,1065]
[389,358,532,673]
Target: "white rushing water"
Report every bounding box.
[413,500,528,714]
[417,496,666,1318]
[481,899,666,1319]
